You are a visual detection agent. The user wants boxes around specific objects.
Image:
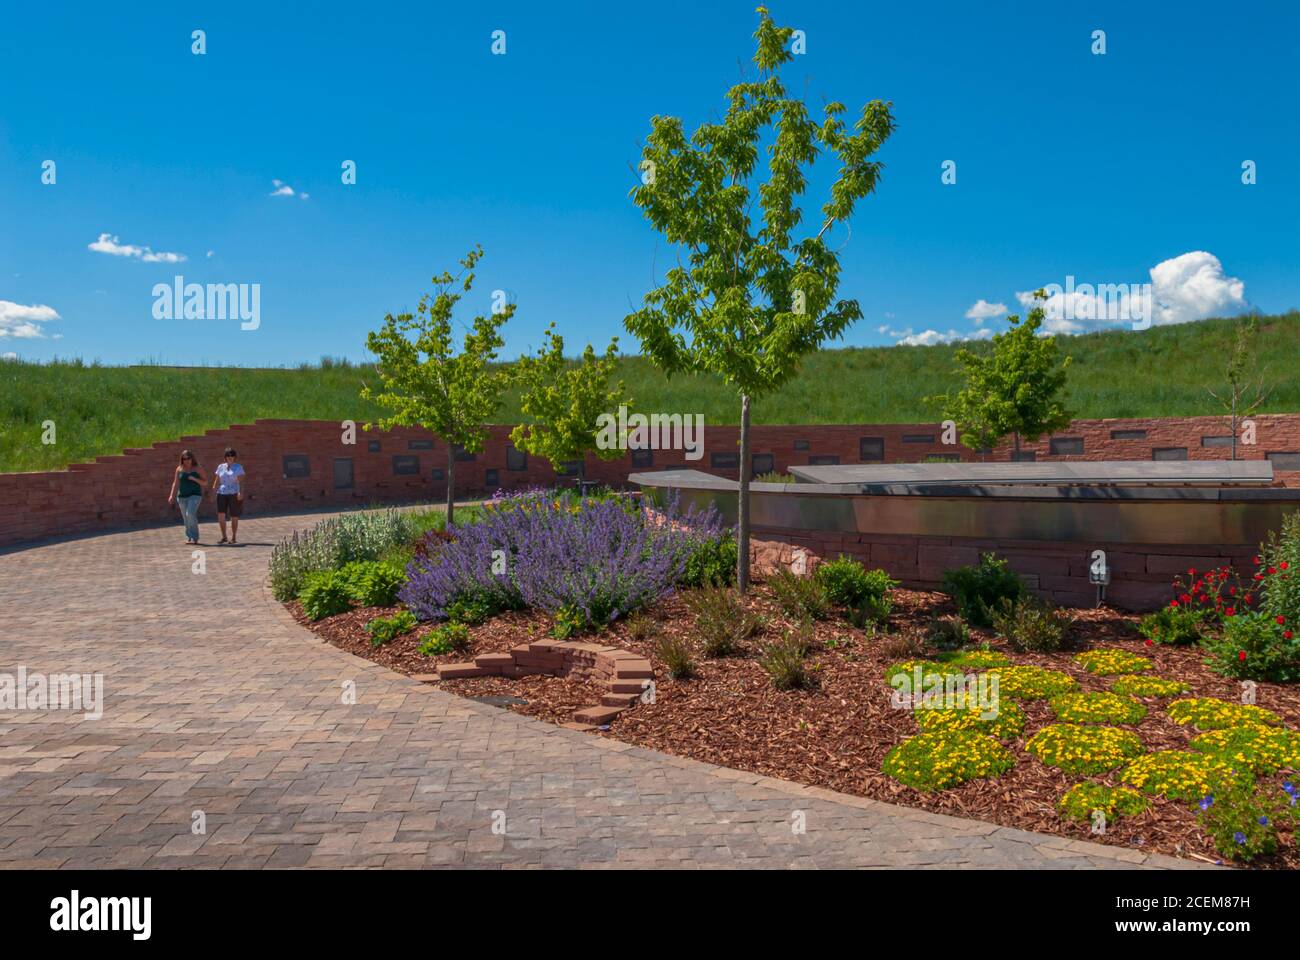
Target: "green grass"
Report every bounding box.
[3,312,1297,472]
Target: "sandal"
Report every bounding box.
[219,536,228,544]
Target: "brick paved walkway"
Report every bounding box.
[0,510,1206,869]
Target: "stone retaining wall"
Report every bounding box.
[1,413,1297,549]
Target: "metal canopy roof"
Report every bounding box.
[786,460,1274,487]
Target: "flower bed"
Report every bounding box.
[284,493,1300,867]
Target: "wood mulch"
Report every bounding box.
[293,586,1300,868]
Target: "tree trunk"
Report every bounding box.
[446,444,456,526]
[1231,395,1239,461]
[1013,432,1021,460]
[737,394,751,594]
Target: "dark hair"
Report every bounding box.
[179,449,199,467]
[224,447,237,458]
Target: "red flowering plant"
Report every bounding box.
[1168,564,1256,623]
[1140,562,1252,646]
[1201,513,1300,682]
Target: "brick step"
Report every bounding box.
[608,680,650,695]
[473,653,513,671]
[601,693,641,708]
[436,662,486,679]
[613,659,653,679]
[573,704,625,725]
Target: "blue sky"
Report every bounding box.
[2,0,1297,365]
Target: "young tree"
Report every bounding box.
[1207,316,1270,460]
[624,6,896,591]
[930,293,1073,459]
[509,323,630,480]
[361,245,513,525]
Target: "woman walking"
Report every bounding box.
[167,450,207,545]
[210,447,247,545]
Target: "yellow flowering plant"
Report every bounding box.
[1166,698,1282,731]
[1026,724,1145,775]
[1074,648,1152,676]
[915,695,1025,740]
[1120,750,1249,801]
[882,731,1015,791]
[1058,783,1149,823]
[981,665,1077,700]
[1109,675,1188,698]
[1189,725,1298,776]
[1050,691,1146,725]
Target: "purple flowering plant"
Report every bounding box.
[399,488,727,630]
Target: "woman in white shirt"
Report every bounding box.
[209,447,248,545]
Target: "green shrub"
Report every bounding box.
[847,592,893,628]
[991,596,1072,653]
[417,621,471,656]
[927,617,972,652]
[1201,514,1300,680]
[365,610,416,646]
[622,612,659,643]
[680,534,738,588]
[942,553,1026,628]
[1138,604,1206,646]
[1202,610,1300,682]
[754,471,795,484]
[299,570,353,620]
[1196,781,1298,862]
[768,569,830,621]
[655,633,697,679]
[446,593,498,626]
[269,508,418,601]
[685,586,761,657]
[759,632,815,690]
[814,556,897,609]
[550,604,586,640]
[881,629,928,662]
[339,560,406,607]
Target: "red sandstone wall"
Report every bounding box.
[0,414,1297,550]
[747,528,1256,612]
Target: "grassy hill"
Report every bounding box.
[2,311,1297,473]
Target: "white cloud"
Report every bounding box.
[1149,251,1247,326]
[206,250,215,259]
[0,300,60,339]
[88,232,186,263]
[270,179,309,200]
[1,351,18,360]
[892,327,993,347]
[1016,251,1248,335]
[964,299,1007,324]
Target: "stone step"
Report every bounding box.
[436,663,486,680]
[473,653,513,671]
[573,704,625,725]
[601,692,641,708]
[609,680,650,695]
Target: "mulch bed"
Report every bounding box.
[293,586,1300,868]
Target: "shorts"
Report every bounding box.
[216,493,243,517]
